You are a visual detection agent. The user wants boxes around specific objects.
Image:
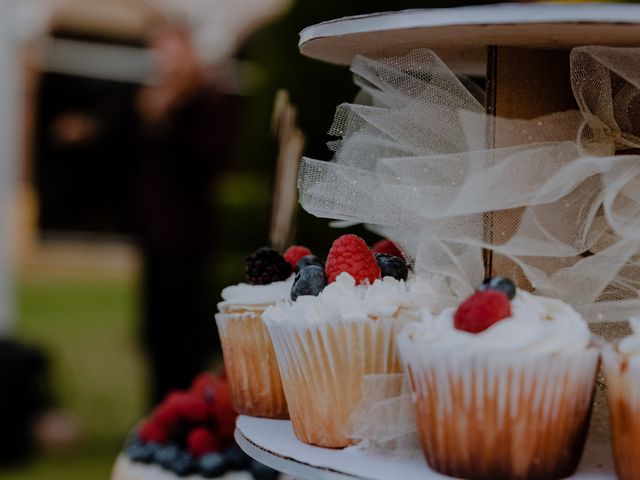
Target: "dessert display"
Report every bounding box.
[215,246,308,419]
[112,372,278,480]
[603,318,640,480]
[263,234,431,448]
[398,278,598,480]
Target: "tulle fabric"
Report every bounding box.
[299,46,640,326]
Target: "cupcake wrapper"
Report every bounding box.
[398,335,598,480]
[603,345,640,480]
[266,317,404,448]
[215,310,288,419]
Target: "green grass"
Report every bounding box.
[5,272,144,480]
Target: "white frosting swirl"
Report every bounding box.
[406,290,590,354]
[218,277,293,310]
[263,272,435,325]
[618,317,640,356]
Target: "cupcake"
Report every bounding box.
[264,234,435,448]
[603,317,640,480]
[215,246,311,419]
[398,277,599,480]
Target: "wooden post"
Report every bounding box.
[484,47,577,286]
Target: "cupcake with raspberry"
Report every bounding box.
[215,246,312,419]
[263,234,434,448]
[603,317,640,480]
[398,278,598,480]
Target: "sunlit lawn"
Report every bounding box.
[5,266,145,480]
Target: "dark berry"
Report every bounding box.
[155,444,181,470]
[375,253,408,281]
[249,458,279,480]
[199,452,228,478]
[478,276,516,300]
[295,254,324,273]
[291,265,327,300]
[223,444,250,470]
[127,440,160,464]
[169,450,194,476]
[245,247,291,285]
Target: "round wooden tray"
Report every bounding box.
[234,415,615,480]
[299,3,640,75]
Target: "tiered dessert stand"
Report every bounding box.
[235,3,640,479]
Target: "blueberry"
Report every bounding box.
[249,458,279,480]
[199,452,228,478]
[223,444,250,470]
[478,276,516,300]
[127,440,160,464]
[375,253,408,281]
[291,265,327,301]
[169,450,194,477]
[154,444,181,470]
[295,255,324,273]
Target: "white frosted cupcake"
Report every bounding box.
[398,283,598,480]
[603,318,640,480]
[215,247,296,419]
[263,271,435,448]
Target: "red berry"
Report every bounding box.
[454,291,512,333]
[139,419,168,444]
[283,245,312,270]
[187,427,220,457]
[153,400,182,428]
[176,394,210,423]
[372,239,404,261]
[325,235,381,285]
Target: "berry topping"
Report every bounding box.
[249,458,279,480]
[245,247,291,285]
[478,276,517,300]
[291,265,327,300]
[295,254,324,273]
[283,245,312,270]
[187,427,220,457]
[325,234,381,285]
[155,444,193,476]
[139,419,168,444]
[375,253,408,281]
[199,452,227,478]
[223,444,250,470]
[372,239,405,260]
[127,439,160,463]
[454,290,512,334]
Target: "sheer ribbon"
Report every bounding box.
[300,46,640,324]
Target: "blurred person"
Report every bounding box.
[134,21,236,405]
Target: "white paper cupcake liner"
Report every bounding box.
[215,310,288,419]
[602,344,640,480]
[265,316,406,448]
[397,333,599,480]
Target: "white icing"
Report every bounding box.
[218,277,293,309]
[263,272,434,325]
[406,290,590,354]
[618,317,640,356]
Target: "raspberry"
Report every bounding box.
[174,394,210,423]
[154,398,182,428]
[372,239,404,260]
[245,247,291,285]
[454,291,512,334]
[325,234,381,285]
[187,427,220,457]
[139,419,168,444]
[283,245,312,270]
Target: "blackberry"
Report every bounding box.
[245,247,291,285]
[375,253,408,281]
[291,266,327,300]
[295,254,324,273]
[478,276,516,300]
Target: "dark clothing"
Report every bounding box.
[135,86,234,404]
